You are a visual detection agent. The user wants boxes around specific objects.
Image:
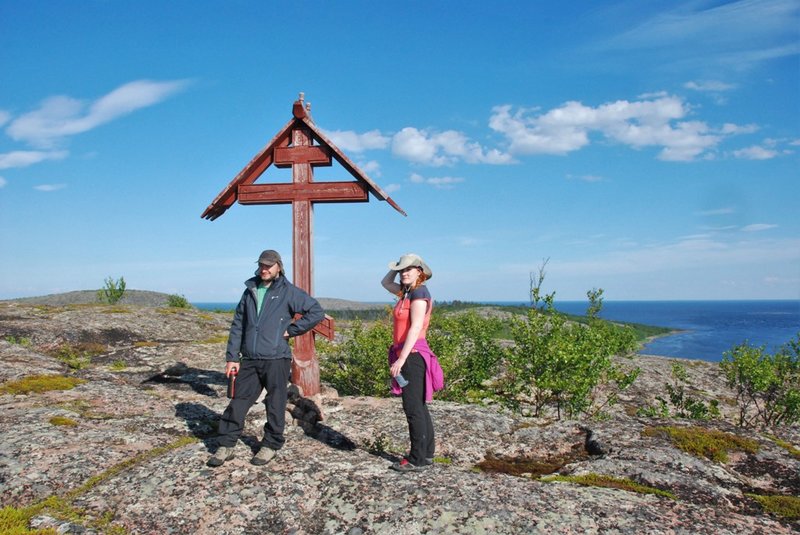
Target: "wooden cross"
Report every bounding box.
[202,93,405,397]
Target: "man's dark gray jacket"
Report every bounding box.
[226,275,324,362]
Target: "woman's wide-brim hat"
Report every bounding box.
[388,253,432,279]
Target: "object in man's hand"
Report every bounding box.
[395,373,409,388]
[227,369,238,398]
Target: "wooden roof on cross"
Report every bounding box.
[201,95,406,220]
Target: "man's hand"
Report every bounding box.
[225,361,240,377]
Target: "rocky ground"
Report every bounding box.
[0,300,797,534]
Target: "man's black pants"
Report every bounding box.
[216,358,292,450]
[401,352,435,465]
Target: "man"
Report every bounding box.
[208,249,324,467]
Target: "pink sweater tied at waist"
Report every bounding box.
[388,339,445,401]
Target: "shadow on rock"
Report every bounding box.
[287,385,357,452]
[175,402,221,441]
[142,361,222,397]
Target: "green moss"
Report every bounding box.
[747,494,800,519]
[0,504,56,534]
[643,425,759,462]
[3,335,32,347]
[0,375,86,395]
[541,473,676,499]
[198,335,228,344]
[49,416,78,427]
[46,342,107,370]
[55,400,114,420]
[109,360,127,371]
[765,435,800,459]
[133,341,159,348]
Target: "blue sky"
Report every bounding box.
[1,0,798,303]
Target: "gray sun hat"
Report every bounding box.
[388,253,432,279]
[256,249,285,275]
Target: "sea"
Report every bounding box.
[193,300,800,363]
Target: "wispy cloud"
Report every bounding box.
[733,145,779,159]
[34,184,66,192]
[0,150,68,170]
[489,94,753,161]
[567,173,603,182]
[0,110,9,128]
[0,176,6,188]
[697,207,735,216]
[742,223,778,232]
[552,235,799,277]
[598,0,800,71]
[392,127,513,166]
[5,79,191,148]
[409,172,465,189]
[684,80,737,92]
[323,129,390,152]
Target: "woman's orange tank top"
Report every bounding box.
[392,293,432,345]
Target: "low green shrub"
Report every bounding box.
[166,294,191,308]
[720,334,800,427]
[319,319,393,397]
[97,276,126,304]
[638,363,720,420]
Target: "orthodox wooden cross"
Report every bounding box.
[202,93,405,397]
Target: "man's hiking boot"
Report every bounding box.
[251,447,277,466]
[207,446,234,467]
[390,458,429,473]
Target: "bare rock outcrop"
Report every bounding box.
[0,301,797,534]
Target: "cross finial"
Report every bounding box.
[293,92,307,119]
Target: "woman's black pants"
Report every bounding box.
[401,352,435,465]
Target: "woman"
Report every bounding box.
[382,253,443,472]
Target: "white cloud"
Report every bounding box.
[697,207,735,216]
[408,172,464,189]
[6,79,191,148]
[733,145,778,159]
[0,176,7,188]
[34,184,66,192]
[384,183,401,193]
[357,159,382,177]
[684,80,736,92]
[0,110,9,127]
[742,223,778,232]
[323,129,390,152]
[0,150,68,170]
[391,126,513,166]
[720,123,759,135]
[489,94,745,161]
